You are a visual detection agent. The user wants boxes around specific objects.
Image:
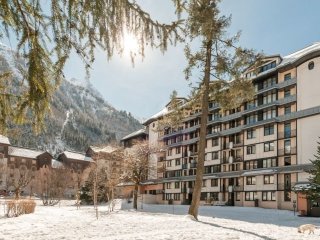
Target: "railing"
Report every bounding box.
[182,164,188,169]
[190,163,197,168]
[234,185,244,192]
[278,130,297,139]
[277,182,296,191]
[278,147,297,156]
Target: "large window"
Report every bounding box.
[247,129,256,139]
[245,160,258,170]
[264,141,274,152]
[284,105,291,115]
[262,191,276,201]
[212,151,219,160]
[264,124,274,136]
[245,192,257,201]
[247,145,256,155]
[246,176,256,185]
[175,147,181,154]
[175,159,180,166]
[264,175,274,184]
[174,182,180,189]
[262,158,277,168]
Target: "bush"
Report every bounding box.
[6,199,36,218]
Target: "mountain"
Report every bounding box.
[0,44,142,155]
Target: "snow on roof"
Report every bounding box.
[63,151,92,162]
[241,169,275,176]
[0,135,10,145]
[143,107,168,125]
[279,42,320,67]
[8,146,45,159]
[89,145,119,154]
[121,128,147,141]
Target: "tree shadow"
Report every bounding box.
[198,220,276,240]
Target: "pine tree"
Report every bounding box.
[171,0,262,219]
[304,140,320,200]
[0,0,182,133]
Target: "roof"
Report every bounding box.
[8,146,45,159]
[62,151,92,162]
[121,128,147,142]
[143,107,169,125]
[0,135,10,145]
[279,42,320,68]
[89,145,119,154]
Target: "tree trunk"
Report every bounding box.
[15,187,21,200]
[188,39,212,220]
[133,184,138,210]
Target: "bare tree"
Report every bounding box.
[122,141,157,210]
[6,165,36,199]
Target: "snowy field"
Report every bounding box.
[0,200,319,240]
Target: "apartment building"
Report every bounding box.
[142,42,320,214]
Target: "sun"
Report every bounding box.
[123,32,139,56]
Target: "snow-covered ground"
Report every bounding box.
[0,200,319,240]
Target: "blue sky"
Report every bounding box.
[63,0,320,120]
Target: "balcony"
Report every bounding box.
[233,185,244,192]
[234,156,243,162]
[278,130,297,139]
[278,147,297,156]
[190,163,197,168]
[182,163,188,169]
[277,182,296,191]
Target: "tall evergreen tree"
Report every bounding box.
[171,0,261,219]
[0,0,182,133]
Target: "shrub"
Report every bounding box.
[6,199,36,218]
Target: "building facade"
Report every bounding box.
[141,43,320,213]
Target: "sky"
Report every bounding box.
[62,0,320,121]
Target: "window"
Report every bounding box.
[212,138,219,147]
[308,61,315,70]
[284,123,291,138]
[202,180,207,187]
[165,193,173,200]
[284,88,291,98]
[264,141,274,152]
[245,192,257,201]
[167,160,172,167]
[284,73,291,81]
[284,105,291,115]
[247,145,256,155]
[212,151,219,160]
[175,159,180,166]
[211,179,218,187]
[284,139,291,154]
[284,157,291,166]
[246,176,256,185]
[166,183,171,189]
[264,175,274,184]
[264,124,274,136]
[245,160,258,170]
[262,191,276,201]
[209,192,219,201]
[175,147,181,154]
[167,149,172,156]
[174,182,180,189]
[174,193,180,201]
[247,129,256,139]
[262,158,277,168]
[236,192,241,201]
